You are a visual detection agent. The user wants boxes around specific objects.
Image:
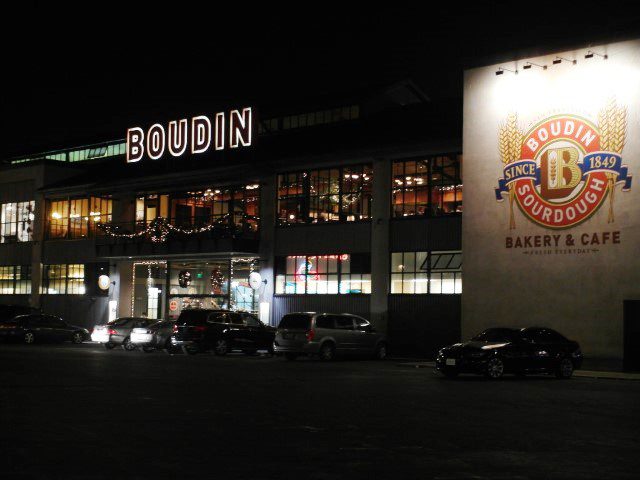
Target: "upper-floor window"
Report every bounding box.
[392,155,462,217]
[390,250,462,294]
[0,265,31,294]
[1,201,35,243]
[169,185,259,233]
[277,164,372,225]
[47,197,112,239]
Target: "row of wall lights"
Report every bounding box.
[496,50,607,75]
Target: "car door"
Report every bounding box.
[241,313,269,349]
[332,315,357,352]
[26,315,51,339]
[520,328,552,372]
[229,313,251,348]
[352,316,378,353]
[48,316,71,342]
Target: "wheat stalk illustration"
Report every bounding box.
[598,98,627,223]
[499,113,523,229]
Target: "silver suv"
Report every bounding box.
[274,312,387,361]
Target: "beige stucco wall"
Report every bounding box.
[462,39,640,360]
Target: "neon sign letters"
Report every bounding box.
[126,107,253,163]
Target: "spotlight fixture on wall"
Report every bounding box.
[585,50,608,60]
[523,61,547,70]
[552,56,576,65]
[495,67,517,76]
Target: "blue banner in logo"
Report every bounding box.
[495,151,632,201]
[580,152,632,191]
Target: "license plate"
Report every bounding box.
[446,358,456,366]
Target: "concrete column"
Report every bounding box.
[117,261,133,317]
[370,158,391,332]
[30,192,46,308]
[258,175,276,325]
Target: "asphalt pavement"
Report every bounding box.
[1,343,639,480]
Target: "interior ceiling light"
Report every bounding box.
[553,56,577,65]
[585,50,608,59]
[523,61,547,70]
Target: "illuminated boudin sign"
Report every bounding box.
[126,107,253,163]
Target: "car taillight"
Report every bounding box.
[172,324,179,333]
[107,329,117,335]
[306,329,315,342]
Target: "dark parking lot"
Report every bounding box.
[1,343,639,480]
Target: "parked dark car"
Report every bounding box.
[0,314,90,345]
[171,309,275,355]
[436,327,583,379]
[274,312,388,361]
[130,320,176,353]
[91,317,157,350]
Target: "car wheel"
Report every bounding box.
[142,346,155,353]
[267,342,275,356]
[164,338,175,355]
[373,342,388,360]
[485,357,505,379]
[556,358,574,379]
[71,332,84,344]
[104,342,116,350]
[319,342,336,361]
[284,353,298,361]
[123,337,136,351]
[23,331,36,344]
[214,339,229,356]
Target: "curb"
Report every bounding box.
[395,362,640,380]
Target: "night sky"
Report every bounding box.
[2,2,639,159]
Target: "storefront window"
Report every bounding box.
[275,254,371,294]
[392,155,462,217]
[277,164,372,225]
[0,266,31,294]
[133,262,167,319]
[390,251,462,294]
[42,264,85,294]
[1,201,35,243]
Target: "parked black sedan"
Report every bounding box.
[0,314,90,345]
[171,309,275,355]
[436,327,583,379]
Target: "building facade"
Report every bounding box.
[463,39,640,367]
[0,85,462,356]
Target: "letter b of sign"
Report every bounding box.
[540,147,581,200]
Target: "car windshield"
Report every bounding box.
[109,318,134,327]
[472,329,517,343]
[278,314,311,330]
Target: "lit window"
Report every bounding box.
[277,165,372,225]
[42,264,85,295]
[275,254,370,295]
[1,201,35,243]
[392,155,462,217]
[0,265,31,294]
[390,251,461,294]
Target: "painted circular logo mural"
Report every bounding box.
[494,101,632,230]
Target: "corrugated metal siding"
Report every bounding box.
[272,295,371,325]
[275,223,371,255]
[390,216,461,252]
[388,294,461,358]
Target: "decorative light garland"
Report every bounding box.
[98,214,260,243]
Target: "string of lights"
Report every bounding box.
[97,214,260,243]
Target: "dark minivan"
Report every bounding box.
[171,309,276,355]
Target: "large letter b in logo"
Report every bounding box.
[540,147,581,200]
